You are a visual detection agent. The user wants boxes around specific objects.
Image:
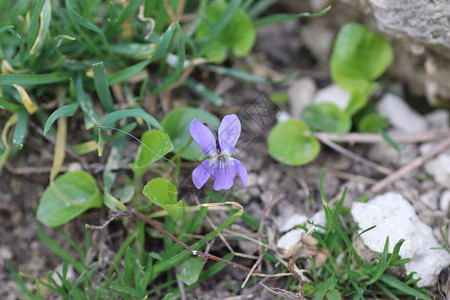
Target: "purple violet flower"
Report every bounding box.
[189,114,248,191]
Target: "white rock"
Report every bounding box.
[440,190,450,214]
[309,210,327,233]
[288,77,317,118]
[424,153,450,188]
[351,192,450,287]
[376,94,427,133]
[425,109,449,130]
[313,84,350,111]
[277,228,303,251]
[277,214,308,233]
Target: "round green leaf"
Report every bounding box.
[161,107,219,161]
[300,102,351,133]
[196,1,256,62]
[143,178,184,220]
[357,113,389,132]
[177,256,204,286]
[36,171,102,227]
[330,23,393,91]
[268,119,320,166]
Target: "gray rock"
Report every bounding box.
[376,93,427,133]
[300,24,334,65]
[288,77,317,118]
[424,153,450,188]
[313,84,350,111]
[351,192,450,287]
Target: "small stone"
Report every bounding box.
[276,111,291,123]
[313,84,350,111]
[351,192,450,287]
[367,140,418,166]
[300,24,334,65]
[288,77,317,118]
[0,246,13,260]
[277,228,303,251]
[440,190,450,214]
[277,214,308,233]
[424,153,450,188]
[420,190,439,210]
[376,94,427,133]
[425,110,449,130]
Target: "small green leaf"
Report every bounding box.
[114,185,134,204]
[268,119,320,166]
[300,102,351,133]
[330,23,393,91]
[196,1,255,62]
[104,191,127,211]
[143,178,184,220]
[100,108,162,131]
[177,256,204,285]
[357,113,389,132]
[93,62,114,112]
[130,130,173,176]
[12,110,29,149]
[161,107,219,161]
[44,103,79,134]
[36,171,102,226]
[184,78,223,105]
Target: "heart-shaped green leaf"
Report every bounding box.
[143,178,184,220]
[161,107,219,161]
[130,130,173,176]
[177,256,204,285]
[36,171,102,226]
[268,119,320,166]
[301,102,351,133]
[330,23,393,91]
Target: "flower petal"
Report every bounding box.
[218,114,241,155]
[234,159,248,188]
[211,157,236,191]
[192,160,211,189]
[189,119,217,156]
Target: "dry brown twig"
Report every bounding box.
[371,136,450,193]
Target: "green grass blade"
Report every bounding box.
[0,97,23,111]
[36,228,84,273]
[75,74,99,129]
[152,22,186,94]
[247,0,275,18]
[99,108,162,130]
[0,73,71,85]
[184,77,223,105]
[44,103,79,134]
[27,0,46,50]
[379,273,430,299]
[107,59,151,85]
[9,263,41,300]
[152,23,176,60]
[204,65,267,83]
[110,0,143,30]
[254,6,331,27]
[92,62,114,112]
[366,236,389,285]
[12,110,28,149]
